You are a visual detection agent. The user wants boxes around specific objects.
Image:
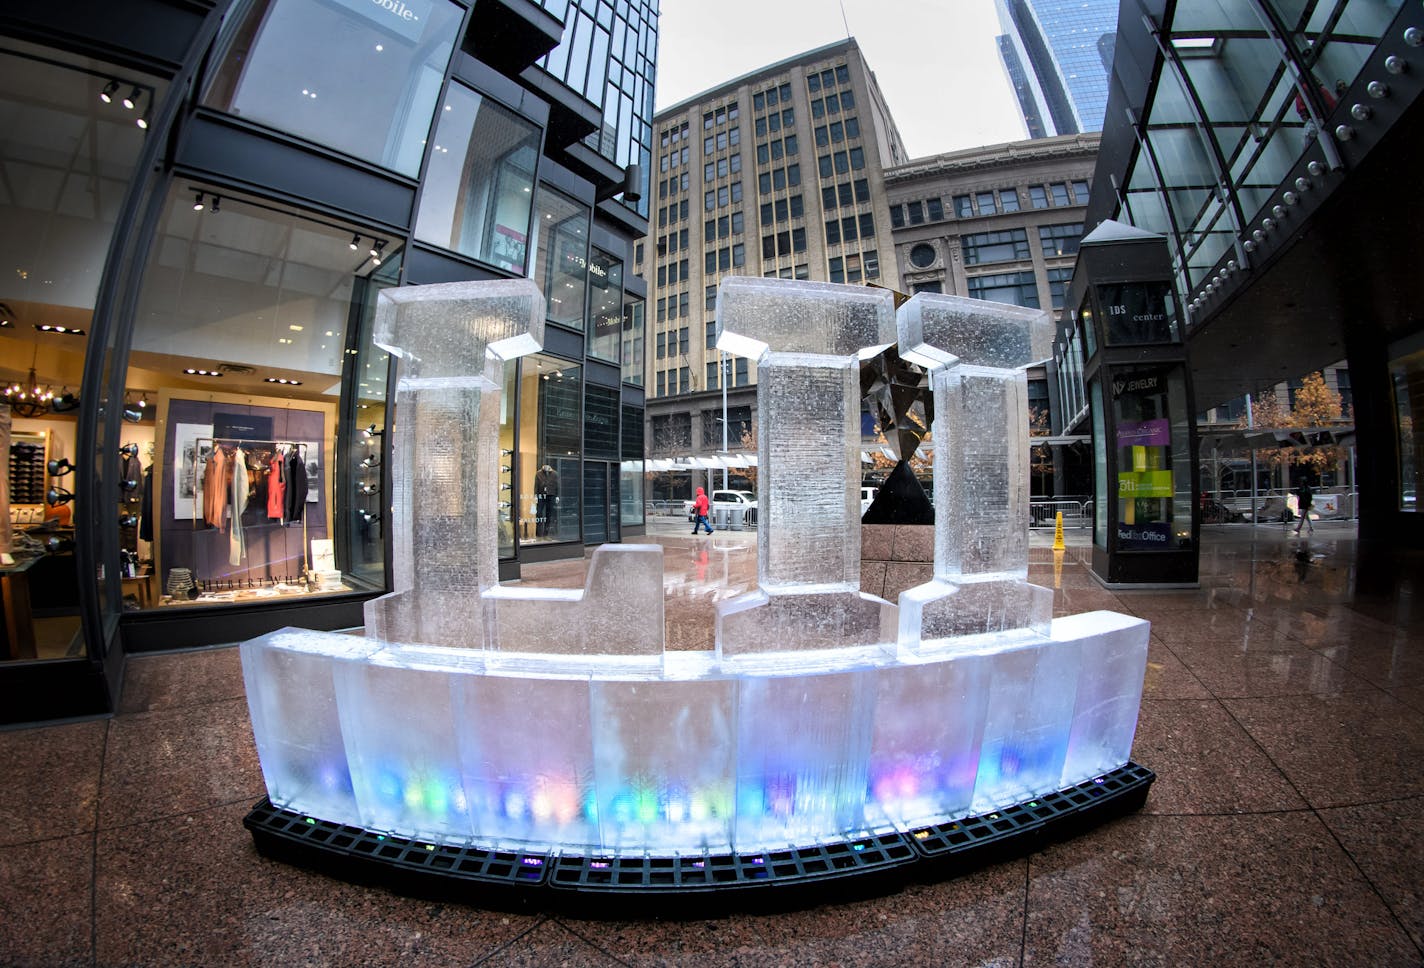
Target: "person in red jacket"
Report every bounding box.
[691,486,714,535]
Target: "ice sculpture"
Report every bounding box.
[363,278,544,649]
[713,278,897,657]
[241,277,1151,862]
[892,293,1056,643]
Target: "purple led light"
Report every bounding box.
[520,857,544,866]
[590,861,611,869]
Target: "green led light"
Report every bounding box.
[304,818,316,825]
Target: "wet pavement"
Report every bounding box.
[2,520,1420,966]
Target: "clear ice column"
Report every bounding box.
[363,279,544,649]
[893,293,1054,644]
[713,277,897,655]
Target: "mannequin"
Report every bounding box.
[534,463,558,537]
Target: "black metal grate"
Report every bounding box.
[549,831,915,892]
[243,762,1154,908]
[909,762,1155,860]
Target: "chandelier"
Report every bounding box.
[4,348,54,418]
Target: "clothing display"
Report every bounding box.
[203,447,229,528]
[0,405,11,557]
[230,446,249,565]
[119,448,143,552]
[139,465,153,542]
[285,449,307,524]
[266,452,285,522]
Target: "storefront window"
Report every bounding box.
[413,83,541,271]
[620,403,644,526]
[517,354,581,543]
[587,249,623,362]
[0,45,162,661]
[1111,365,1193,550]
[531,188,590,330]
[123,185,397,609]
[204,0,462,177]
[1391,344,1422,513]
[1092,381,1107,549]
[498,361,517,557]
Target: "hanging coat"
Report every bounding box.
[230,447,248,566]
[285,450,307,524]
[203,448,228,529]
[267,452,286,521]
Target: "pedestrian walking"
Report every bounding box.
[1293,478,1315,536]
[690,486,714,535]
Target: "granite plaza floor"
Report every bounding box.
[2,520,1421,966]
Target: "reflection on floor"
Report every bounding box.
[1,520,1422,966]
[31,615,82,660]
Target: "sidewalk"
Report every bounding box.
[1,522,1419,966]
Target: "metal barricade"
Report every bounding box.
[1029,499,1092,529]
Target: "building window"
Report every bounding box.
[1047,266,1073,310]
[954,195,973,218]
[205,0,463,177]
[1049,182,1071,206]
[858,213,875,237]
[1071,180,1091,204]
[1039,223,1085,258]
[1029,185,1049,208]
[829,256,844,283]
[962,229,1031,265]
[999,188,1021,212]
[926,198,943,221]
[967,271,1040,307]
[792,226,806,252]
[532,187,590,330]
[907,200,924,225]
[975,191,998,215]
[849,147,864,170]
[909,243,936,268]
[912,281,943,294]
[826,219,841,245]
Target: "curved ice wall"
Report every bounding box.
[242,278,1150,855]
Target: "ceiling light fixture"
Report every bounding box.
[183,367,224,377]
[371,239,386,266]
[136,112,149,130]
[122,85,141,110]
[264,377,303,385]
[349,234,361,251]
[36,323,86,336]
[210,195,221,213]
[193,192,205,212]
[100,80,119,103]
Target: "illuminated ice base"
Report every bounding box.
[241,610,1147,855]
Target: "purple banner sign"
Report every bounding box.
[1116,418,1170,448]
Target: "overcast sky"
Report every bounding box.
[653,0,1027,159]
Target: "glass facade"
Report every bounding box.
[0,0,655,709]
[413,84,541,271]
[537,0,658,217]
[205,0,463,176]
[995,0,1119,135]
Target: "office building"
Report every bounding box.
[996,0,1119,136]
[0,0,658,722]
[637,39,908,498]
[886,133,1099,496]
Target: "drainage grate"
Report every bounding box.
[243,761,1153,908]
[550,831,916,892]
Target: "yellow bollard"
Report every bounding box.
[1053,510,1065,551]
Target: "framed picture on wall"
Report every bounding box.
[172,422,214,520]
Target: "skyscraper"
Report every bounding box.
[996,0,1120,136]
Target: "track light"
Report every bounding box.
[370,239,386,265]
[357,483,381,495]
[211,195,221,213]
[119,512,139,528]
[361,424,383,438]
[358,509,381,523]
[350,234,361,251]
[359,455,380,469]
[51,389,79,412]
[100,80,119,104]
[123,404,144,422]
[136,113,148,130]
[122,85,140,110]
[193,192,205,212]
[48,458,77,477]
[47,486,76,506]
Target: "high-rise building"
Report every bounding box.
[996,0,1120,136]
[638,39,908,498]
